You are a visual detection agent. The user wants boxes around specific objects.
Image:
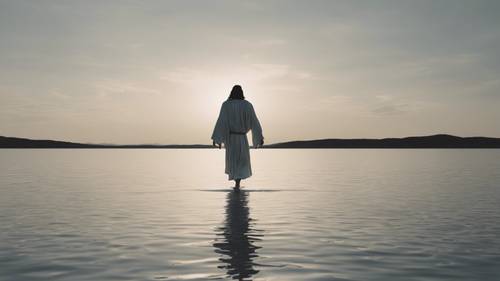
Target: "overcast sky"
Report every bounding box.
[1,0,499,144]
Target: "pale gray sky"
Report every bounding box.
[1,0,499,144]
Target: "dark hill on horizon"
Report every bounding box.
[0,136,212,149]
[1,134,500,148]
[267,134,500,148]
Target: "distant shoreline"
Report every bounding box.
[2,134,500,149]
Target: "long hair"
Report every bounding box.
[228,85,245,100]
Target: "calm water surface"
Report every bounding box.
[1,149,499,281]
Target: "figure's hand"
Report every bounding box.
[212,140,221,149]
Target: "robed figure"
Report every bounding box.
[211,85,264,189]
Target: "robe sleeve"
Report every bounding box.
[248,103,264,148]
[211,103,229,144]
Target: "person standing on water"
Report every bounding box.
[211,85,264,190]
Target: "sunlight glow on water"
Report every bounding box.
[1,149,500,280]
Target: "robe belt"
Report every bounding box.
[230,131,246,135]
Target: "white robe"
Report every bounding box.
[211,99,264,180]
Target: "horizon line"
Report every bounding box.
[2,133,500,148]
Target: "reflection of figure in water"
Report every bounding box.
[211,85,264,190]
[213,191,262,280]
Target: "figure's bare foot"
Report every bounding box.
[234,179,241,190]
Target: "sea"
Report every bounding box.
[1,149,499,281]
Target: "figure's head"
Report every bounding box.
[228,85,245,100]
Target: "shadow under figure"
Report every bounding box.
[213,190,263,280]
[211,85,264,190]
